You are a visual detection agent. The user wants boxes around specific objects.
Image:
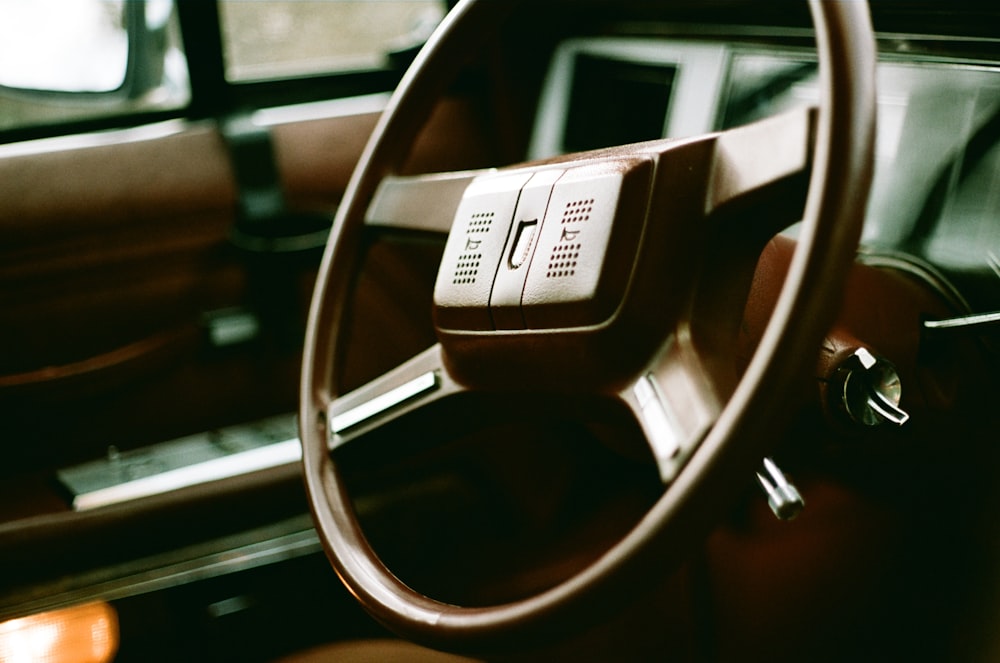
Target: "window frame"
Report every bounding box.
[0,0,422,145]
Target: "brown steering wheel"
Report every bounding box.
[300,0,875,656]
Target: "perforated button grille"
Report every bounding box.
[545,198,593,279]
[450,211,495,285]
[546,243,581,279]
[453,253,483,285]
[562,198,593,225]
[467,211,495,233]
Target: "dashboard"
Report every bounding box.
[530,32,1000,317]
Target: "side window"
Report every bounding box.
[0,1,448,140]
[218,1,445,82]
[0,0,189,136]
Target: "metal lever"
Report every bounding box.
[864,383,909,426]
[924,310,1000,336]
[835,347,909,427]
[756,457,805,521]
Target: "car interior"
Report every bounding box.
[1,1,1000,661]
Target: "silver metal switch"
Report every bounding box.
[756,457,805,520]
[834,347,909,427]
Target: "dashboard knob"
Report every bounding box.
[834,347,909,427]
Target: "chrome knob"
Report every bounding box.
[834,347,909,427]
[756,457,805,521]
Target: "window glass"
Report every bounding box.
[0,0,189,136]
[722,51,1000,281]
[218,1,446,82]
[0,0,127,92]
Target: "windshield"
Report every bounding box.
[723,51,1000,309]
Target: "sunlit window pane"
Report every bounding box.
[219,1,446,82]
[0,0,127,92]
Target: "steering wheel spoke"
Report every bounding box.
[365,171,485,234]
[327,345,461,451]
[622,339,723,484]
[706,105,815,216]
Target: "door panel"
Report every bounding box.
[0,95,496,600]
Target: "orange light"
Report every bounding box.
[0,602,119,663]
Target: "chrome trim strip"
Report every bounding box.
[331,371,440,434]
[72,439,302,511]
[0,516,321,622]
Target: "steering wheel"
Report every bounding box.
[300,0,875,656]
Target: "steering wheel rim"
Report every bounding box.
[301,0,876,656]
